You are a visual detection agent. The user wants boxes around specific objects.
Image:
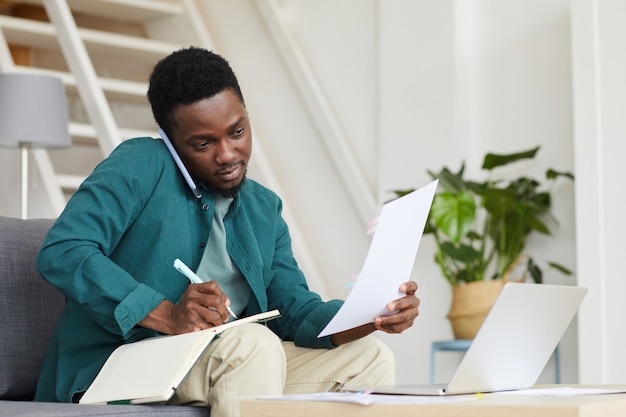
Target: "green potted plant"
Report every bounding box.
[394,146,574,339]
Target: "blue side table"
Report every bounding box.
[430,340,560,383]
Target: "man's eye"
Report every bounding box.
[196,142,210,150]
[232,128,245,137]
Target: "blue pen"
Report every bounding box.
[173,258,238,319]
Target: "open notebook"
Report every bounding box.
[79,309,280,405]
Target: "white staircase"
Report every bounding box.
[0,0,211,214]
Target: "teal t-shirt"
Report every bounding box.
[196,195,251,318]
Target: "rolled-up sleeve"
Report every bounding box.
[113,283,167,335]
[293,300,344,348]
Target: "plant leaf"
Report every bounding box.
[529,218,551,234]
[429,165,466,193]
[439,241,481,264]
[392,188,414,198]
[546,169,575,181]
[430,192,476,243]
[548,262,573,275]
[526,258,542,283]
[482,146,540,171]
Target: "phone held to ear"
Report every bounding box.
[158,128,202,199]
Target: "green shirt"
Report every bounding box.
[35,137,342,402]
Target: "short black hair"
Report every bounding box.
[147,46,245,136]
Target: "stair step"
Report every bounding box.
[70,122,156,144]
[56,174,86,191]
[14,65,149,103]
[11,0,183,22]
[0,15,181,63]
[66,0,183,22]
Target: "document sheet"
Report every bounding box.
[318,180,437,337]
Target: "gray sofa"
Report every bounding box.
[0,216,209,416]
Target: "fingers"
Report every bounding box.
[172,302,225,333]
[190,281,231,313]
[386,281,419,312]
[399,280,418,296]
[374,302,419,334]
[172,282,231,333]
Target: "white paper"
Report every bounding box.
[497,387,626,396]
[318,180,438,337]
[255,391,474,405]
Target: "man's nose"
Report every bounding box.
[215,139,236,163]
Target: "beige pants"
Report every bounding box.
[168,323,395,417]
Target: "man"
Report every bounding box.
[35,47,420,417]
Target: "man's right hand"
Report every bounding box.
[139,281,231,334]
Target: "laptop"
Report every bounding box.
[345,282,587,396]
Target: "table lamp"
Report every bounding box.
[0,73,71,219]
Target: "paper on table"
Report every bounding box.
[497,387,626,396]
[255,391,474,406]
[318,180,438,337]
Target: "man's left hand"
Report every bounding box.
[374,281,420,334]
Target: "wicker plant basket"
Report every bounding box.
[446,279,506,340]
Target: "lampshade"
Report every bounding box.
[0,73,71,148]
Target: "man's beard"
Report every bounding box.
[205,170,247,199]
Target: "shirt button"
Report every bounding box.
[202,204,209,211]
[200,242,206,248]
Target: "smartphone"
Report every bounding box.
[158,127,202,199]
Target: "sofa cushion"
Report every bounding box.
[0,401,209,416]
[0,216,62,400]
